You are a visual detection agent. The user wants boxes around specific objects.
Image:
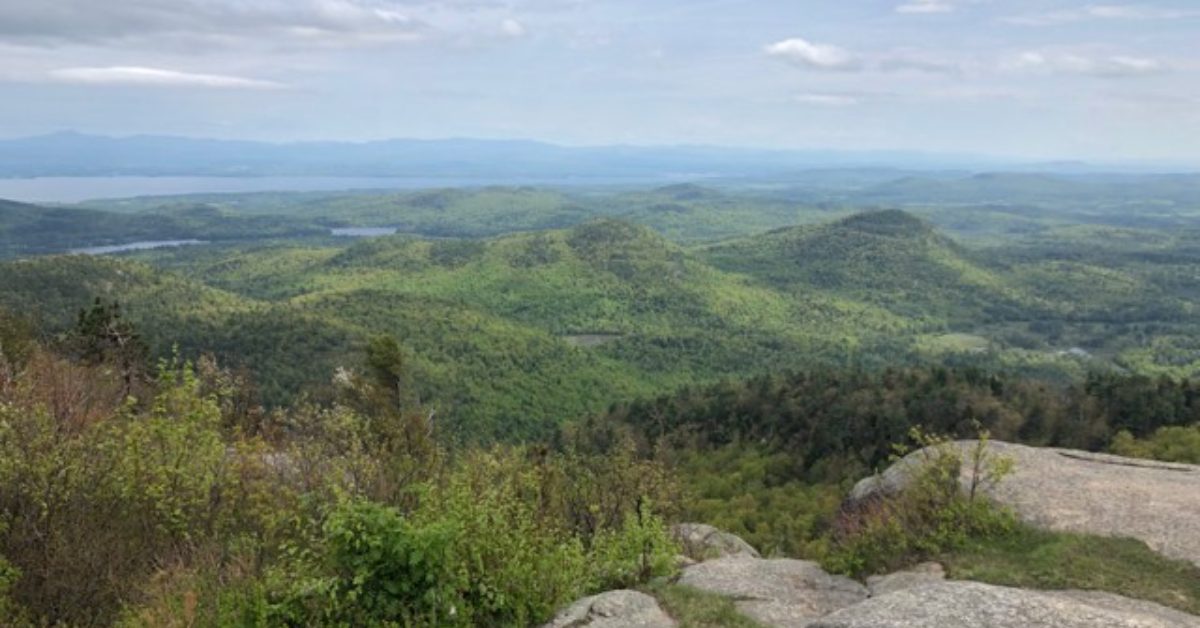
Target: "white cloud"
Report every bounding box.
[48,66,287,89]
[500,18,527,38]
[764,38,859,71]
[766,38,963,75]
[1003,4,1200,26]
[0,0,429,49]
[896,0,956,14]
[1007,51,1168,77]
[792,93,860,107]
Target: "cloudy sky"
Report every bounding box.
[0,0,1197,162]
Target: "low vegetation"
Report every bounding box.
[941,530,1200,616]
[0,311,679,626]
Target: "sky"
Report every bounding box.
[0,0,1197,163]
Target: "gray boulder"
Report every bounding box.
[671,522,761,560]
[542,589,676,628]
[850,440,1200,566]
[809,581,1200,628]
[677,556,866,627]
[865,562,945,597]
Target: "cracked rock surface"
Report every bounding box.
[809,581,1200,628]
[677,556,867,627]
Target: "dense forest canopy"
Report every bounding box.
[3,184,1198,438]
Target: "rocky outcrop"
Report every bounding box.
[849,440,1200,566]
[549,512,1200,628]
[671,522,761,560]
[541,590,675,628]
[677,556,867,626]
[809,581,1200,628]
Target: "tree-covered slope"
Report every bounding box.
[0,255,360,404]
[178,219,920,375]
[703,210,1048,325]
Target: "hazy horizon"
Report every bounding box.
[2,130,1198,174]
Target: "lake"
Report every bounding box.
[331,227,398,237]
[71,240,206,255]
[0,175,664,204]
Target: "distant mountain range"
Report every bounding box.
[0,131,1190,179]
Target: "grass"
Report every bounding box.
[939,527,1200,616]
[642,582,766,628]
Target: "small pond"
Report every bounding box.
[71,240,206,255]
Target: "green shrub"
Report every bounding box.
[0,358,307,626]
[825,428,1016,577]
[419,450,590,626]
[1111,425,1200,464]
[271,499,459,627]
[114,545,272,628]
[0,551,30,626]
[589,503,678,590]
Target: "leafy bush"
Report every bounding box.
[415,449,592,626]
[267,449,679,627]
[271,500,459,626]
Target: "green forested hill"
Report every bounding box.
[703,209,1042,324]
[0,255,249,329]
[168,218,920,371]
